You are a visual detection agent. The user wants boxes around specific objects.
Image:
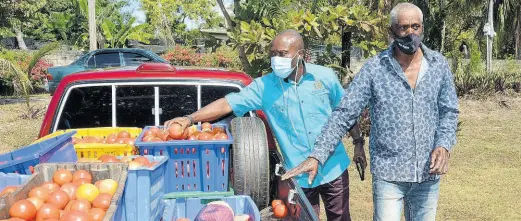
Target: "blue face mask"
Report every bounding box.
[271,52,301,79]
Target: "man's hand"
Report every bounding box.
[353,143,367,171]
[429,147,450,175]
[164,117,191,131]
[281,157,319,185]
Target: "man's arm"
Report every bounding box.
[282,63,373,182]
[164,79,263,129]
[430,59,459,174]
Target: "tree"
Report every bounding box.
[101,17,153,48]
[0,0,47,50]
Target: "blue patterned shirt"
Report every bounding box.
[310,44,459,182]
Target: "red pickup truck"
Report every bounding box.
[38,63,318,220]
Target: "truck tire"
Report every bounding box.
[230,117,270,209]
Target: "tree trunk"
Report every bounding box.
[14,25,28,50]
[217,0,252,74]
[515,7,521,60]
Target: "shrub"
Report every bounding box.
[162,45,242,70]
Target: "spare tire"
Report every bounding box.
[230,117,270,209]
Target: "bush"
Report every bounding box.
[0,50,54,95]
[162,45,242,70]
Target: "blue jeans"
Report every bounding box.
[372,177,440,221]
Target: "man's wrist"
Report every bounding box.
[183,115,194,125]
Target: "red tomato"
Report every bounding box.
[92,193,111,210]
[60,183,78,201]
[115,138,127,144]
[133,156,150,166]
[126,138,136,146]
[101,155,120,163]
[143,130,154,137]
[117,131,130,139]
[273,204,288,218]
[87,208,106,221]
[72,170,92,182]
[27,197,44,210]
[29,186,50,201]
[69,199,91,212]
[197,132,213,140]
[105,136,117,144]
[142,135,154,142]
[35,203,60,221]
[41,182,60,193]
[98,155,110,162]
[214,133,229,140]
[271,199,283,209]
[187,135,197,140]
[60,210,89,221]
[212,127,225,135]
[148,127,160,136]
[0,185,17,196]
[73,178,91,186]
[53,169,73,186]
[168,123,184,139]
[158,132,170,141]
[9,200,37,220]
[46,190,70,209]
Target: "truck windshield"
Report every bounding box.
[55,83,242,131]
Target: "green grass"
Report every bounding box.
[1,96,520,220]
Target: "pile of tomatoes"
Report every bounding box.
[78,155,157,170]
[6,169,119,221]
[72,130,137,146]
[141,123,229,142]
[271,200,288,219]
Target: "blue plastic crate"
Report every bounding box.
[119,155,168,221]
[162,195,261,221]
[0,172,30,193]
[135,125,232,193]
[0,131,77,174]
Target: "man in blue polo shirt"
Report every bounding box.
[165,30,364,221]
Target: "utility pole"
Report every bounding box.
[484,0,496,73]
[88,0,97,51]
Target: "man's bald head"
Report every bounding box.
[273,30,304,50]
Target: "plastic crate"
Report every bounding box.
[36,127,142,159]
[0,162,128,221]
[135,125,232,193]
[0,131,77,174]
[0,173,30,192]
[120,155,168,221]
[162,195,261,221]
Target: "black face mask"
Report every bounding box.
[392,31,424,55]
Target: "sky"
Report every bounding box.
[122,0,233,29]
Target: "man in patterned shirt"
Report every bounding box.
[282,3,459,221]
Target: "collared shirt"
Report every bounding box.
[225,63,350,188]
[310,44,459,183]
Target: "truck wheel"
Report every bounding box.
[230,117,270,209]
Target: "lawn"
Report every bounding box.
[1,95,520,220]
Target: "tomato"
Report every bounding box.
[72,137,80,144]
[168,123,184,139]
[0,186,17,196]
[117,131,130,139]
[273,204,288,218]
[197,132,213,140]
[148,127,160,136]
[60,210,89,221]
[119,156,131,163]
[69,199,91,212]
[152,137,163,142]
[64,200,74,211]
[98,179,118,196]
[35,203,60,221]
[46,190,69,209]
[188,125,198,135]
[201,122,212,132]
[181,128,189,140]
[271,199,283,209]
[60,183,78,201]
[92,193,112,210]
[176,218,191,221]
[27,197,44,210]
[41,182,60,193]
[187,135,197,140]
[142,135,154,142]
[214,133,229,140]
[126,138,136,146]
[29,186,50,201]
[72,178,91,186]
[158,132,170,141]
[76,184,99,203]
[52,169,73,186]
[212,127,225,135]
[101,155,119,163]
[105,136,117,144]
[133,156,150,166]
[87,208,106,221]
[98,155,110,162]
[9,200,37,220]
[115,138,126,144]
[143,130,154,137]
[72,170,92,182]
